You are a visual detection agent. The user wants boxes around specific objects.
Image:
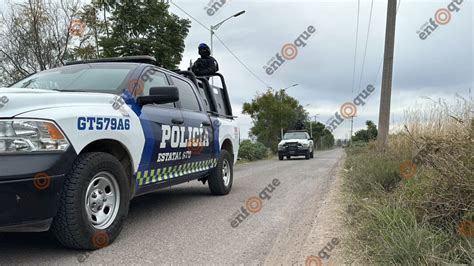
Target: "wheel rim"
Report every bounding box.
[222,159,231,187]
[85,171,121,230]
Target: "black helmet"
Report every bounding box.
[198,43,211,56]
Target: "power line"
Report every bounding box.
[350,0,361,97]
[169,1,209,31]
[169,1,270,88]
[214,34,270,88]
[357,0,374,92]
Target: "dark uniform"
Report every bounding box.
[191,43,219,76]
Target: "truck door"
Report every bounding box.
[134,68,185,189]
[169,75,214,168]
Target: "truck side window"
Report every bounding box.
[170,76,201,112]
[141,69,169,96]
[140,68,175,108]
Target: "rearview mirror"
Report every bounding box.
[136,86,179,106]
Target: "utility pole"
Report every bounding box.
[377,0,398,148]
[350,115,355,144]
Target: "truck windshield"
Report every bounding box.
[10,63,136,93]
[283,132,308,140]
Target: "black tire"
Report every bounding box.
[51,152,130,250]
[279,155,284,160]
[287,155,291,160]
[305,151,310,160]
[208,150,233,195]
[310,149,314,158]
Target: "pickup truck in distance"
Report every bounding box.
[277,130,314,160]
[0,56,240,250]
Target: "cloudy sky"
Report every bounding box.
[1,0,472,139]
[170,0,472,139]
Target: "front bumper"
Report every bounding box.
[278,147,310,156]
[0,148,76,232]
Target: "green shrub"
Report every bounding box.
[238,140,268,161]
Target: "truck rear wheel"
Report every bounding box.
[51,152,130,250]
[208,150,233,195]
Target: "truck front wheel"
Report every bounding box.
[208,150,233,195]
[51,152,130,250]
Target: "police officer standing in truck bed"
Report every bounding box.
[191,43,219,76]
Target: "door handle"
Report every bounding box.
[201,121,211,127]
[171,118,184,125]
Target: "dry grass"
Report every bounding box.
[343,96,473,264]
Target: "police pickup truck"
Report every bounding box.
[0,56,240,249]
[277,130,314,160]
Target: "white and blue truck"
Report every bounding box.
[0,56,240,249]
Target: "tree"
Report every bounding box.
[0,0,82,85]
[99,1,190,69]
[305,121,335,149]
[352,120,378,142]
[242,89,308,152]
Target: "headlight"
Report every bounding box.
[278,143,285,150]
[0,120,69,153]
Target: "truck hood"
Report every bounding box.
[279,139,311,145]
[0,88,118,118]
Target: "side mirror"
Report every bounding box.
[309,138,314,140]
[136,86,179,106]
[278,138,282,141]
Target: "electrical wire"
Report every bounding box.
[169,1,270,88]
[350,0,361,98]
[357,0,374,92]
[170,1,209,31]
[213,34,270,88]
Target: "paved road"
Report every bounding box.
[0,149,344,264]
